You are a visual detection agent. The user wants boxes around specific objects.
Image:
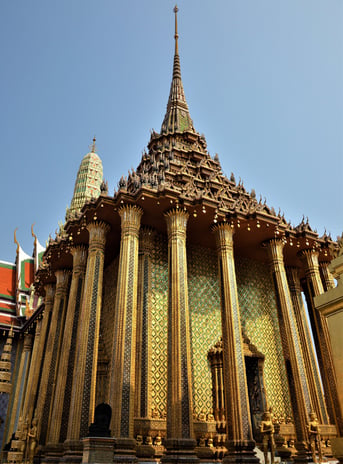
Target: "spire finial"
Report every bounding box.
[31,223,37,247]
[174,5,179,55]
[14,228,20,257]
[160,5,195,135]
[91,136,96,153]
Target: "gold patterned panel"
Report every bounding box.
[187,245,221,416]
[235,256,292,419]
[149,239,292,421]
[150,234,168,416]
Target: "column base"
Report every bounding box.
[82,437,115,464]
[113,437,138,464]
[44,443,64,464]
[275,445,292,462]
[223,439,259,464]
[62,439,83,464]
[195,445,216,461]
[293,441,313,464]
[161,438,199,464]
[332,437,343,464]
[136,444,156,459]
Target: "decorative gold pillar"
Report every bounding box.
[300,249,343,434]
[66,222,109,442]
[320,261,336,291]
[7,333,33,438]
[266,240,311,461]
[0,327,15,447]
[47,246,87,447]
[161,208,197,463]
[212,223,257,464]
[36,270,70,445]
[108,204,142,459]
[7,284,55,445]
[134,227,155,419]
[286,267,329,424]
[0,326,14,394]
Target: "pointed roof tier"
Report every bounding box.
[116,7,283,221]
[34,6,336,294]
[161,6,195,135]
[66,137,104,221]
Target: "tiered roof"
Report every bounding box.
[116,6,291,226]
[34,6,337,294]
[0,226,44,327]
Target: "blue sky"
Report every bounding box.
[1,1,342,263]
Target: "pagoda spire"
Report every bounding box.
[161,5,195,134]
[65,138,103,221]
[90,135,97,153]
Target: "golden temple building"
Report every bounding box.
[1,7,342,464]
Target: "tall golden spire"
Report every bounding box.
[160,5,194,134]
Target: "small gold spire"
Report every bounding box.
[91,136,96,153]
[174,5,179,55]
[14,228,20,257]
[31,223,37,247]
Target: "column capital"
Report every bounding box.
[286,267,301,293]
[87,221,110,253]
[118,204,143,238]
[44,284,55,307]
[212,222,234,252]
[298,248,324,295]
[164,208,189,241]
[263,238,285,266]
[319,261,336,290]
[55,269,71,297]
[23,333,33,352]
[298,248,320,266]
[71,246,88,275]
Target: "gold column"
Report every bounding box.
[109,205,142,443]
[286,267,329,424]
[66,222,109,442]
[36,270,70,445]
[0,327,14,394]
[134,227,155,419]
[300,249,343,434]
[47,246,87,446]
[8,333,33,435]
[213,223,257,464]
[266,239,310,459]
[9,284,55,441]
[320,261,336,291]
[162,208,197,463]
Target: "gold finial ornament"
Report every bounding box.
[91,136,96,153]
[31,223,37,246]
[14,228,20,256]
[174,5,179,54]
